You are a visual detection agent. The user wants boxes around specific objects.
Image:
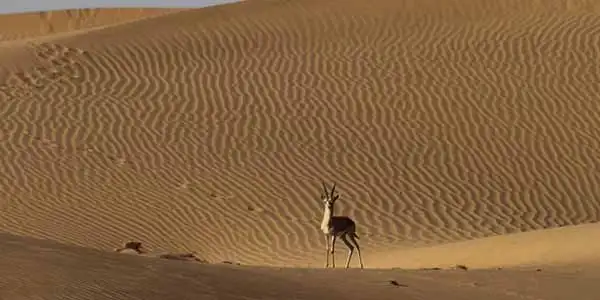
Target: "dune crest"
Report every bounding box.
[0,8,181,42]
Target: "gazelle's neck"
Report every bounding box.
[320,204,333,233]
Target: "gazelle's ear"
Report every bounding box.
[333,195,340,201]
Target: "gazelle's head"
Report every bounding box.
[321,181,339,210]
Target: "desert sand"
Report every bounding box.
[2,0,600,299]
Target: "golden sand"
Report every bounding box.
[2,1,600,299]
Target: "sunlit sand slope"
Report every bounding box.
[1,0,600,267]
[369,222,600,269]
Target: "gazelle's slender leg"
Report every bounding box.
[330,235,337,268]
[349,234,364,269]
[324,234,330,268]
[340,234,354,269]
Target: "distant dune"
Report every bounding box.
[0,8,182,41]
[1,0,600,299]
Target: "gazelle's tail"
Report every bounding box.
[353,233,360,239]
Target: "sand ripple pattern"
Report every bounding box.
[2,0,600,266]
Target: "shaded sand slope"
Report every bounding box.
[369,221,600,269]
[2,232,600,300]
[2,0,600,267]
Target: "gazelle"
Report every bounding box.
[320,182,364,269]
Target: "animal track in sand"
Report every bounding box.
[0,42,88,101]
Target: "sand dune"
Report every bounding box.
[1,0,600,298]
[0,8,181,42]
[2,232,600,300]
[369,221,600,269]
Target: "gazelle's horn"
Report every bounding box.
[330,182,336,198]
[322,181,329,195]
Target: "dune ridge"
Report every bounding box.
[0,0,600,272]
[0,8,182,42]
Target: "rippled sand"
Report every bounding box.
[2,1,600,299]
